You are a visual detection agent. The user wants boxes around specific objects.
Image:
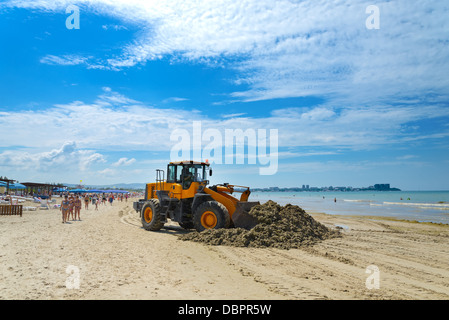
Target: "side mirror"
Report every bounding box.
[209,168,213,176]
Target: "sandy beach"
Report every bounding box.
[1,197,448,300]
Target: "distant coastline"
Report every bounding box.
[61,183,402,193]
[253,183,401,192]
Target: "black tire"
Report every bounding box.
[141,199,164,231]
[193,201,230,232]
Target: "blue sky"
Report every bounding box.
[0,0,449,190]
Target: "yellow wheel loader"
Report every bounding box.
[133,161,260,232]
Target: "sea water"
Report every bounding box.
[250,191,449,224]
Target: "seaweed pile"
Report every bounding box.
[179,200,341,249]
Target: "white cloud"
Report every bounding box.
[396,155,418,161]
[40,54,111,70]
[0,89,197,152]
[112,157,136,167]
[40,54,89,66]
[162,97,189,103]
[98,168,117,176]
[221,113,247,119]
[0,141,105,171]
[102,24,128,31]
[96,87,139,106]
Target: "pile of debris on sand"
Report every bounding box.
[179,200,341,249]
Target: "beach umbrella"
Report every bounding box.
[70,189,87,193]
[0,181,7,186]
[9,183,26,189]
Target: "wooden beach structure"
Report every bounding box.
[0,205,23,217]
[22,182,66,198]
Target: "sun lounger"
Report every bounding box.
[39,203,49,210]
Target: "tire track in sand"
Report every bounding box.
[119,207,142,228]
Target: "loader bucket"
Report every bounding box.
[232,201,260,230]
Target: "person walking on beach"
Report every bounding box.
[84,194,89,210]
[74,195,82,221]
[108,193,114,206]
[61,195,70,223]
[92,195,97,210]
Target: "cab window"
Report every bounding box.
[167,165,176,182]
[187,165,205,182]
[167,164,207,184]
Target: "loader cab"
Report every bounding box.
[166,161,210,189]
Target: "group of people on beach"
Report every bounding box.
[60,192,128,224]
[60,194,82,223]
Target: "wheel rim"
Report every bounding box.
[144,207,153,223]
[201,210,218,229]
